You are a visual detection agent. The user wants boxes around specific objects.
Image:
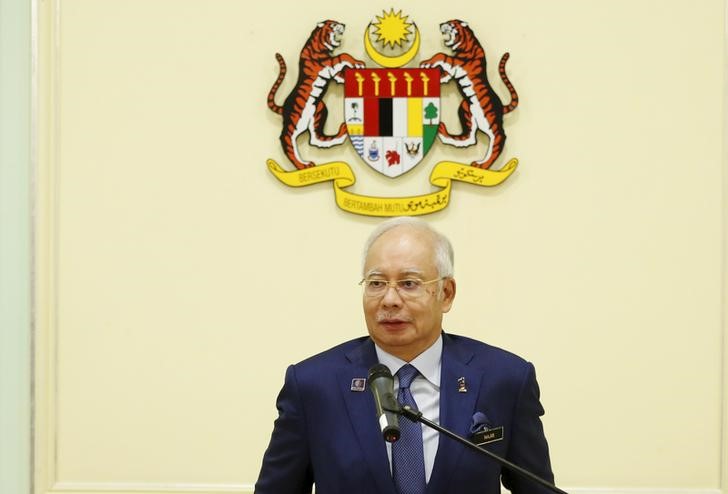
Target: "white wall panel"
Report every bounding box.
[34,0,727,493]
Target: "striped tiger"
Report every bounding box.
[267,21,365,170]
[421,20,519,169]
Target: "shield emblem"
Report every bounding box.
[344,68,440,178]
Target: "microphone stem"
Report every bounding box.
[384,406,568,494]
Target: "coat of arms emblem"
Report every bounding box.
[344,67,440,177]
[266,10,520,216]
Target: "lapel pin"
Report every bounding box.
[457,376,468,393]
[351,378,366,392]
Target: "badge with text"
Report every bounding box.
[474,426,504,446]
[265,9,519,216]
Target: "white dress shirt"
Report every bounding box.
[374,335,442,483]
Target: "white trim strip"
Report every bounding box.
[49,484,721,494]
[52,483,254,493]
[567,489,722,494]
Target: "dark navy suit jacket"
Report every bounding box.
[255,333,554,494]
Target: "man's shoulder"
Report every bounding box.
[293,335,371,368]
[281,336,372,391]
[444,332,532,369]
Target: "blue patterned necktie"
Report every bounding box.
[392,364,426,494]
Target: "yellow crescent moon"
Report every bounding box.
[363,23,420,68]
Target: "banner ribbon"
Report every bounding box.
[266,158,518,217]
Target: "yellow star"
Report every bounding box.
[372,9,413,50]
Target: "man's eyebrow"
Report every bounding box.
[364,268,426,278]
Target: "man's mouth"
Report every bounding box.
[377,316,411,329]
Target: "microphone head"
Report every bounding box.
[383,427,400,443]
[368,363,393,381]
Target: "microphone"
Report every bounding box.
[367,364,401,443]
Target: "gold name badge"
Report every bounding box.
[474,426,504,446]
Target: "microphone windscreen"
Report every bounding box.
[368,363,392,381]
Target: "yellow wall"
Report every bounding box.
[34,0,727,493]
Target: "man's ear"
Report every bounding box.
[441,278,456,313]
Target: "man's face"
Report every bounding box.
[362,226,456,362]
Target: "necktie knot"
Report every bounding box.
[397,364,419,389]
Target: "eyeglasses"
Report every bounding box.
[359,277,444,298]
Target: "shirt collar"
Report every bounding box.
[374,334,442,388]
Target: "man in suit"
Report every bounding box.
[255,217,554,494]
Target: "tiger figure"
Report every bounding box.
[267,20,365,170]
[420,20,519,169]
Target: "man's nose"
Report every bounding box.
[380,284,403,306]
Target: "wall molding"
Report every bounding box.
[51,483,253,493]
[44,485,726,494]
[568,490,722,494]
[46,485,724,494]
[722,0,728,490]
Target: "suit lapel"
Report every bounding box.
[337,338,397,494]
[426,334,482,494]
